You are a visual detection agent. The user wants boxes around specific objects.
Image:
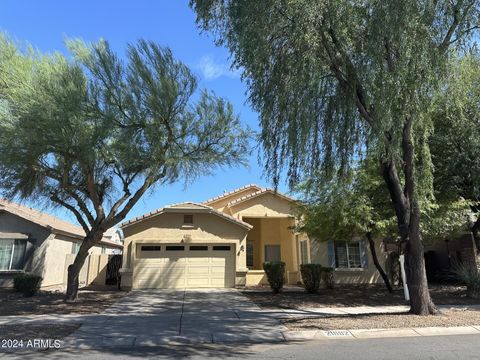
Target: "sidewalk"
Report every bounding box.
[1,302,479,351]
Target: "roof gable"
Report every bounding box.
[120,202,252,230]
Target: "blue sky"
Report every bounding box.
[0,0,289,223]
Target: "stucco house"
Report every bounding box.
[120,184,370,289]
[0,199,123,289]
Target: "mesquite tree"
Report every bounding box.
[191,0,480,314]
[0,35,249,301]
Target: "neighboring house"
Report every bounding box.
[0,199,123,289]
[120,184,312,289]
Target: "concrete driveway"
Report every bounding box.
[64,289,287,348]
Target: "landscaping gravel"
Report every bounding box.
[0,287,127,316]
[282,308,480,330]
[243,284,479,309]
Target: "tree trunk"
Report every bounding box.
[64,230,104,302]
[472,217,480,253]
[366,232,392,293]
[404,199,437,314]
[379,118,437,315]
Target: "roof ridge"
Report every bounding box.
[202,184,262,204]
[226,188,296,207]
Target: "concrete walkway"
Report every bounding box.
[61,289,288,348]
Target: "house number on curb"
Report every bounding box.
[323,330,353,337]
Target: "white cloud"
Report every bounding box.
[196,55,240,80]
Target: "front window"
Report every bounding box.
[264,245,281,262]
[334,241,362,268]
[300,240,309,264]
[246,242,254,268]
[0,239,26,271]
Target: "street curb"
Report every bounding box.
[282,325,480,341]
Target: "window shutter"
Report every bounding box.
[360,240,369,268]
[327,241,336,268]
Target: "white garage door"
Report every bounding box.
[133,243,235,289]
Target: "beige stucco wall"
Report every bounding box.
[310,238,386,284]
[228,193,294,218]
[120,211,249,288]
[45,235,114,288]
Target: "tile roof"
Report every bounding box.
[0,199,122,248]
[120,202,252,230]
[202,184,262,205]
[226,188,297,208]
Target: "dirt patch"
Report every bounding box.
[243,284,479,309]
[0,323,80,340]
[0,288,127,316]
[282,308,480,330]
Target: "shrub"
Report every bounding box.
[13,273,42,297]
[300,264,323,293]
[453,262,480,298]
[322,267,335,289]
[263,261,285,293]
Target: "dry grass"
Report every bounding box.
[282,308,480,330]
[243,284,479,309]
[0,287,127,316]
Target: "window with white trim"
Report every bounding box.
[0,239,27,271]
[334,241,363,269]
[300,240,309,265]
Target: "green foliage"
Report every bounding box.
[300,264,323,293]
[453,262,480,298]
[263,261,285,294]
[429,54,480,205]
[13,273,42,297]
[0,33,250,232]
[421,198,473,243]
[296,158,397,242]
[191,0,480,188]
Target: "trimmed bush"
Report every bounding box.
[322,267,335,289]
[13,273,42,297]
[263,261,285,293]
[300,264,323,293]
[453,263,480,298]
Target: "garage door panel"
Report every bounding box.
[186,266,210,275]
[134,243,234,289]
[186,257,210,264]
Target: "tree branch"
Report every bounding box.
[50,193,91,234]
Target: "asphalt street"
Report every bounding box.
[4,334,480,360]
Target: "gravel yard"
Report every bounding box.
[0,287,126,316]
[282,308,480,330]
[243,284,479,309]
